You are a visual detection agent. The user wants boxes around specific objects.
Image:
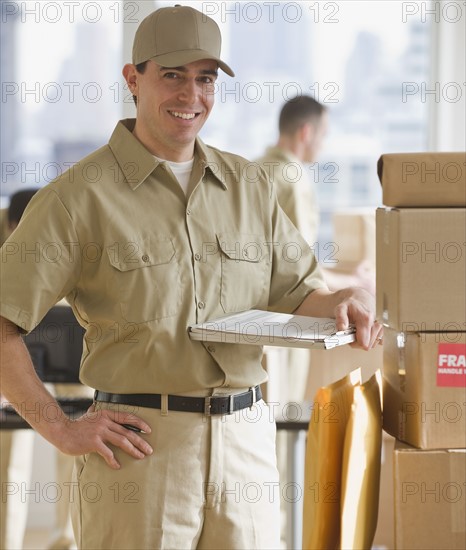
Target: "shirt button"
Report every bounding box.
[186,209,192,216]
[198,301,205,309]
[142,254,150,262]
[194,253,201,261]
[207,345,216,353]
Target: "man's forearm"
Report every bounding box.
[0,316,69,448]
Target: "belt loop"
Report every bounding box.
[204,396,212,416]
[250,386,257,410]
[229,394,235,415]
[161,394,168,416]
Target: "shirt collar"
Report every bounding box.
[108,119,158,190]
[194,138,228,190]
[109,119,228,191]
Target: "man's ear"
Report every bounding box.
[123,64,138,95]
[300,122,313,143]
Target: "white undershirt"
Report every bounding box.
[154,156,194,195]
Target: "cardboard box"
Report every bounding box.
[372,433,395,550]
[383,330,466,449]
[394,441,466,550]
[378,152,466,207]
[332,209,376,265]
[376,207,466,331]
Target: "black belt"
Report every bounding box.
[94,386,262,416]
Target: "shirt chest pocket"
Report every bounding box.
[217,232,269,314]
[106,237,182,324]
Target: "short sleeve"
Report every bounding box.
[275,179,301,230]
[0,188,81,333]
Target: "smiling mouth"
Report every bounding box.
[168,111,199,120]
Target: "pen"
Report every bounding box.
[121,423,146,434]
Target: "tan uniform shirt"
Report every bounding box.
[0,208,10,247]
[257,146,319,245]
[0,120,326,394]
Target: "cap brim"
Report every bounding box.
[149,49,235,77]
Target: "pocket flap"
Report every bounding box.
[216,233,264,262]
[107,238,175,271]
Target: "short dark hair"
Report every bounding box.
[8,189,39,226]
[132,61,148,106]
[279,96,326,135]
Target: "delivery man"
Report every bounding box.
[0,5,382,549]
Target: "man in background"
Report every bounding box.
[257,96,375,403]
[257,96,327,247]
[1,190,39,240]
[257,97,327,407]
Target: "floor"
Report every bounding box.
[23,530,51,549]
[23,529,76,550]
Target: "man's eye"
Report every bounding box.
[199,76,216,84]
[163,72,179,79]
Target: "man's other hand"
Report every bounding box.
[60,404,153,470]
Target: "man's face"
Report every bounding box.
[303,112,329,163]
[124,59,218,160]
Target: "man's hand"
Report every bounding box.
[333,288,383,350]
[59,404,153,470]
[294,286,383,350]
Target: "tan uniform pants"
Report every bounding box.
[71,392,280,550]
[49,384,94,550]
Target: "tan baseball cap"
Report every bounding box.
[132,5,234,77]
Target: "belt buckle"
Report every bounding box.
[205,394,235,415]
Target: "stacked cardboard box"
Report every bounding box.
[376,152,466,549]
[383,330,466,449]
[332,208,376,266]
[393,442,466,550]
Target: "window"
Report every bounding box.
[1,0,122,196]
[2,0,436,250]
